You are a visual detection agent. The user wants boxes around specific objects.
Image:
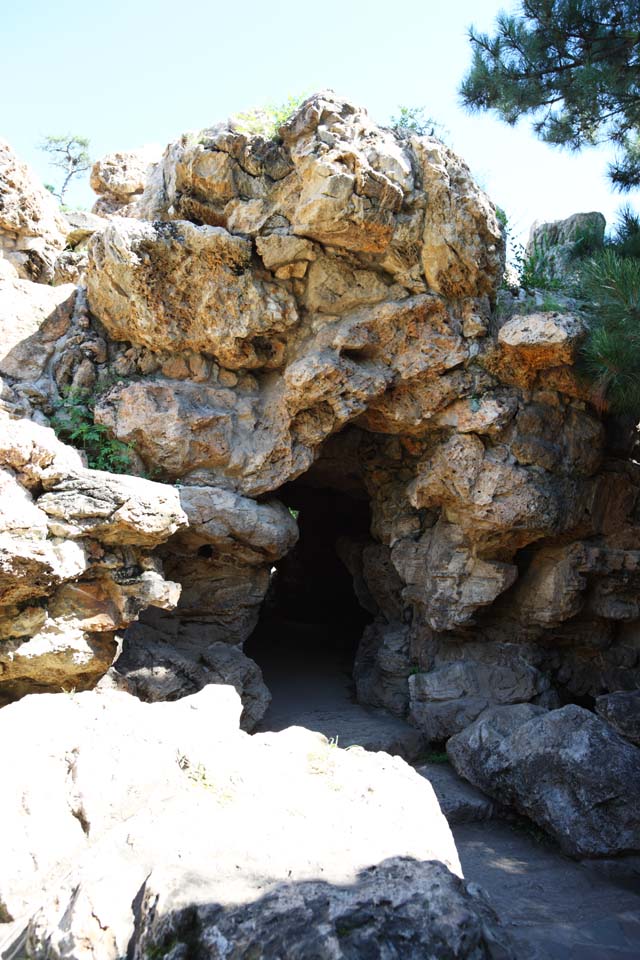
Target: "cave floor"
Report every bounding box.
[249,622,640,960]
[455,821,640,960]
[248,618,424,762]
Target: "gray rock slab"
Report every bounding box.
[416,761,495,823]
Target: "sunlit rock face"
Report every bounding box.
[0,140,68,283]
[1,94,639,758]
[0,412,186,703]
[0,685,511,960]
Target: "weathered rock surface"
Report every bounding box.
[109,620,271,730]
[527,211,606,280]
[354,621,412,716]
[596,689,640,746]
[0,140,67,282]
[0,684,464,959]
[416,762,495,824]
[447,704,640,858]
[0,412,185,702]
[90,146,161,216]
[0,275,76,382]
[409,657,550,741]
[87,218,299,368]
[133,857,515,960]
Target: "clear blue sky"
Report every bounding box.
[2,0,634,242]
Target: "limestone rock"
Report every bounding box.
[409,658,549,742]
[37,470,188,546]
[0,685,461,958]
[2,100,640,843]
[354,622,412,717]
[176,485,298,562]
[408,434,583,552]
[64,210,105,247]
[596,690,640,746]
[108,629,270,730]
[413,136,504,300]
[132,858,515,960]
[0,140,67,283]
[0,625,117,705]
[90,146,161,215]
[392,519,518,629]
[416,762,495,824]
[0,276,76,381]
[527,211,606,279]
[0,414,185,703]
[498,311,585,372]
[87,218,299,369]
[0,412,85,488]
[447,704,640,858]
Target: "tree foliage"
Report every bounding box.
[579,249,640,412]
[390,106,448,140]
[460,1,640,189]
[39,134,91,202]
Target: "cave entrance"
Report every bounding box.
[244,477,374,731]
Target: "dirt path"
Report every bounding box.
[250,627,640,960]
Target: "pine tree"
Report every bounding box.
[460,1,640,189]
[39,134,91,203]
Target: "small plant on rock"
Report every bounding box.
[391,105,448,140]
[51,387,135,473]
[233,94,307,140]
[518,236,563,292]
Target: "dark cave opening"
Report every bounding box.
[244,479,375,727]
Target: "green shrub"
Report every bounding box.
[233,94,307,140]
[578,250,640,414]
[51,387,135,473]
[517,236,563,291]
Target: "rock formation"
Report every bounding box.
[0,141,68,283]
[0,410,185,704]
[447,702,640,858]
[1,91,640,907]
[90,146,161,216]
[0,684,515,960]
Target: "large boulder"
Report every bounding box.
[132,858,515,960]
[87,218,299,368]
[0,684,469,959]
[447,704,640,858]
